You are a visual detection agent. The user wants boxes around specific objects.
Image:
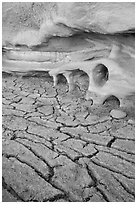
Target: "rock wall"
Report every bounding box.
[2,2,135,106]
[2,2,135,47]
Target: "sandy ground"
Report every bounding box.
[2,71,135,202]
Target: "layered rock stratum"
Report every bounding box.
[2,2,135,104]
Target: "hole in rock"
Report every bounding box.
[103,95,120,107]
[57,74,68,84]
[92,64,109,87]
[71,69,89,90]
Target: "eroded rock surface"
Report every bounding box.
[2,73,135,202]
[2,2,135,107]
[2,2,135,202]
[2,2,135,46]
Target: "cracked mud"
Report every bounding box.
[2,71,135,202]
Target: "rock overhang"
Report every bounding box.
[2,2,135,46]
[2,2,135,106]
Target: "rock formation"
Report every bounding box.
[2,2,135,45]
[2,2,135,106]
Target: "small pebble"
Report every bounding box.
[128,119,135,125]
[110,109,127,119]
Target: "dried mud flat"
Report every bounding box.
[2,71,135,202]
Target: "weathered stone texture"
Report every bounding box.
[2,2,135,46]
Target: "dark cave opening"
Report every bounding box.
[92,64,109,87]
